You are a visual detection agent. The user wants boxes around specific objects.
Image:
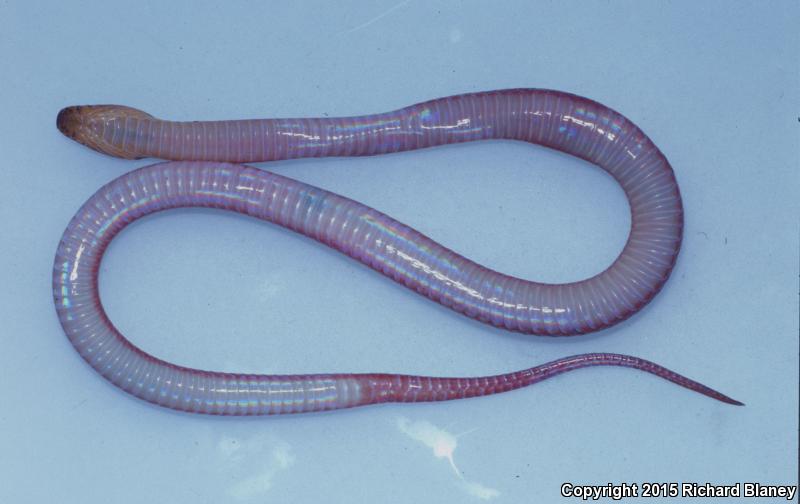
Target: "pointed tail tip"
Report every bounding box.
[714,393,744,406]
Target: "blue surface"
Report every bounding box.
[1,1,797,502]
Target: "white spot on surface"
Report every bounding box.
[397,417,500,500]
[399,417,459,474]
[217,434,295,500]
[449,28,462,43]
[463,481,501,500]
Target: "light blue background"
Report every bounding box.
[1,1,797,502]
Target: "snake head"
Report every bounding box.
[57,105,154,159]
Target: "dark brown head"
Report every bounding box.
[57,105,154,159]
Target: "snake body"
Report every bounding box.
[54,89,740,415]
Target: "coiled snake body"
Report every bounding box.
[54,89,741,415]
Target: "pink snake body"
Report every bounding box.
[54,89,741,415]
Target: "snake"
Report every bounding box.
[54,89,741,415]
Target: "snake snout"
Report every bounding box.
[56,106,82,139]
